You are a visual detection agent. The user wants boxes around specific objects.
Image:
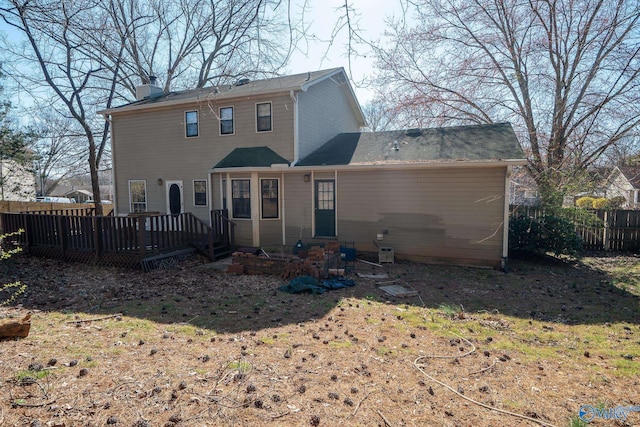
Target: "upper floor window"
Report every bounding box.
[261,178,279,219]
[220,107,234,135]
[256,102,272,132]
[185,111,199,137]
[194,180,207,206]
[232,179,251,219]
[129,180,147,213]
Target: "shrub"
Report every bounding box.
[575,196,595,208]
[509,213,582,255]
[1,230,26,306]
[592,198,609,209]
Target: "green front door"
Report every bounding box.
[315,180,335,237]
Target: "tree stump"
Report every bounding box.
[0,313,31,339]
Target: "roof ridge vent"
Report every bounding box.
[405,128,422,137]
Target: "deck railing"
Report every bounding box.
[212,209,235,249]
[0,211,233,268]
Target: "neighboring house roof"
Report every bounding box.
[296,122,525,167]
[65,189,93,197]
[99,68,366,127]
[214,147,290,169]
[49,185,73,197]
[616,166,640,188]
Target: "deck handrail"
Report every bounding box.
[212,209,236,250]
[0,211,231,267]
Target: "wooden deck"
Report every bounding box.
[0,210,234,269]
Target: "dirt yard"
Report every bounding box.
[0,253,639,426]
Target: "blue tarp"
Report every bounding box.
[279,276,356,294]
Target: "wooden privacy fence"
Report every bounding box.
[511,206,640,252]
[0,201,114,232]
[1,211,235,269]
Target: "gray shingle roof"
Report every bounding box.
[296,123,525,166]
[214,147,289,169]
[618,166,640,188]
[106,68,345,112]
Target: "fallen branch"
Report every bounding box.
[350,390,375,417]
[11,399,56,408]
[376,409,392,426]
[66,313,122,324]
[414,331,559,427]
[269,410,291,420]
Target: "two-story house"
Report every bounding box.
[100,68,526,268]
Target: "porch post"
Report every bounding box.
[251,172,260,247]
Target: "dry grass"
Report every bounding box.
[0,253,639,426]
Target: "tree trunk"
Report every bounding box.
[86,132,103,217]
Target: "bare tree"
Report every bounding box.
[373,0,640,207]
[99,0,295,96]
[1,0,297,214]
[0,0,126,214]
[361,98,396,132]
[30,112,87,196]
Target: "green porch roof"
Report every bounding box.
[214,147,290,169]
[296,123,525,167]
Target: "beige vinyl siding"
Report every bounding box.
[258,174,283,244]
[111,93,294,221]
[297,77,362,160]
[283,174,314,242]
[259,220,282,244]
[334,167,506,265]
[211,174,222,210]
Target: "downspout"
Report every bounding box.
[290,90,299,165]
[502,166,512,271]
[102,113,117,214]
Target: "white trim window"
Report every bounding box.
[220,106,234,135]
[231,179,251,219]
[185,110,199,138]
[193,180,207,207]
[260,178,279,219]
[129,180,147,213]
[256,102,272,132]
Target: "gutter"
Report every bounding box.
[210,159,528,174]
[290,90,299,165]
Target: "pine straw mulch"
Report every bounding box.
[0,253,639,426]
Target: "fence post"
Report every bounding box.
[603,210,609,251]
[138,216,146,256]
[56,216,67,251]
[94,216,102,257]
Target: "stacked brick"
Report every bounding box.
[227,241,342,280]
